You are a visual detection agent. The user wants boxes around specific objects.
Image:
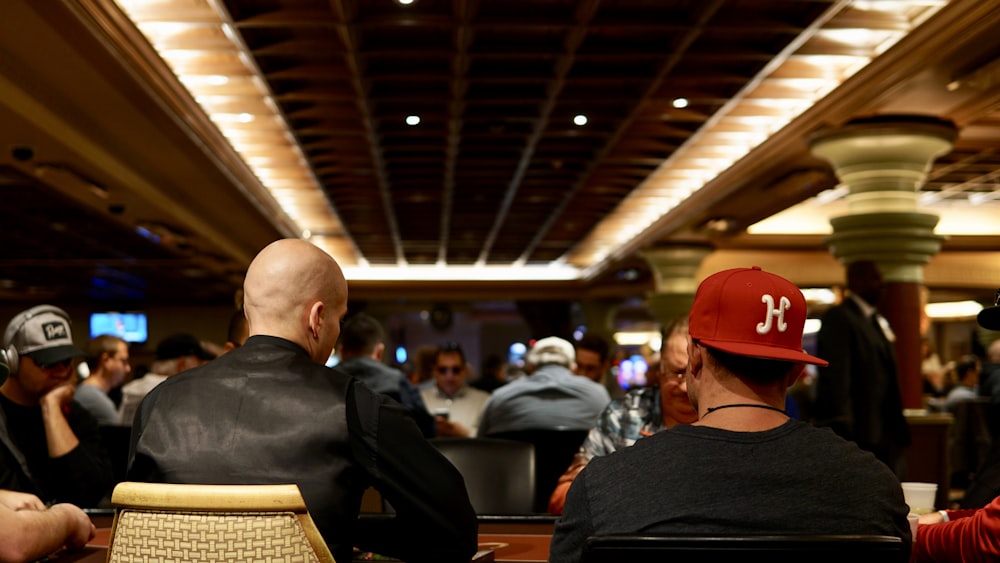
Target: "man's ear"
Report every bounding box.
[307,301,324,340]
[687,339,703,379]
[372,342,385,361]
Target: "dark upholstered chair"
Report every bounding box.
[100,424,132,486]
[580,534,907,563]
[430,437,535,515]
[486,428,588,513]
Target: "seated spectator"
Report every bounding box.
[911,295,1000,563]
[915,496,1000,563]
[549,267,911,563]
[336,313,436,438]
[76,335,131,425]
[127,239,476,563]
[0,489,95,563]
[478,336,610,436]
[548,318,697,515]
[945,355,981,412]
[117,333,213,425]
[573,333,610,383]
[420,343,490,437]
[978,340,1000,402]
[922,336,949,398]
[575,332,625,400]
[0,305,113,508]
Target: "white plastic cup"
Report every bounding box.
[907,513,919,541]
[901,482,938,515]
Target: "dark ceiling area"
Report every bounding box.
[0,0,998,307]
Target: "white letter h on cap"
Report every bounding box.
[757,294,790,334]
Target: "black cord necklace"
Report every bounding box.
[704,403,787,416]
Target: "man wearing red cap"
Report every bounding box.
[549,267,911,563]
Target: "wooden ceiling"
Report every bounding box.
[0,0,998,307]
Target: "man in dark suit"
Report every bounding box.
[814,260,910,477]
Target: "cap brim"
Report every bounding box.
[26,344,85,366]
[699,339,829,367]
[979,306,1000,331]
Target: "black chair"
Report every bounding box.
[950,398,994,489]
[100,424,133,486]
[487,428,588,513]
[430,437,535,515]
[580,535,908,563]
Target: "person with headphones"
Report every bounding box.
[0,357,96,562]
[0,305,113,508]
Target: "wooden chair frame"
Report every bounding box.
[108,482,336,563]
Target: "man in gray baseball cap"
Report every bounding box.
[0,305,112,507]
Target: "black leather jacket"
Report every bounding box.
[128,335,477,563]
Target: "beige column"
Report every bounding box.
[809,115,957,409]
[639,244,713,326]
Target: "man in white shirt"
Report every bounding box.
[420,343,490,437]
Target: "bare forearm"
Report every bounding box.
[40,401,80,458]
[0,506,85,563]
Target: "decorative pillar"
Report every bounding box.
[639,244,713,326]
[809,115,957,409]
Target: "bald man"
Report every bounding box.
[127,239,477,563]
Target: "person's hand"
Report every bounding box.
[435,416,470,437]
[0,489,45,510]
[41,383,75,413]
[918,511,946,525]
[49,503,96,550]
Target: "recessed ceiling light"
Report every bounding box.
[397,0,416,5]
[406,115,421,126]
[573,114,588,126]
[672,97,689,108]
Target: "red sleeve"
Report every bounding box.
[913,496,1000,563]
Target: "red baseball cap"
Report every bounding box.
[689,266,828,366]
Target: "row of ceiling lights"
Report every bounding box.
[114,0,949,282]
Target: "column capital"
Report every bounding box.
[638,244,712,324]
[638,244,713,294]
[827,211,945,283]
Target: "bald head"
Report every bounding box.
[244,239,348,363]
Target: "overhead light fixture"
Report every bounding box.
[613,331,662,349]
[925,300,984,320]
[113,0,950,280]
[405,115,421,126]
[800,288,837,305]
[114,0,354,265]
[672,97,689,109]
[570,0,948,271]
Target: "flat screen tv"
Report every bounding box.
[89,312,148,343]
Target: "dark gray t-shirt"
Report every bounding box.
[549,419,911,563]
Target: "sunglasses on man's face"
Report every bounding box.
[38,358,72,370]
[436,366,462,375]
